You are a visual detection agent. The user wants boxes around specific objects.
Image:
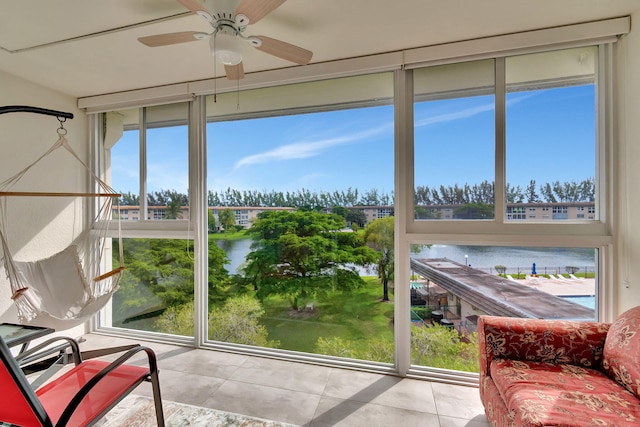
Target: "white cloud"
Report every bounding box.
[415,93,534,128]
[415,103,494,127]
[233,123,391,170]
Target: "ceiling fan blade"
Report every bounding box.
[236,0,286,24]
[253,36,313,65]
[138,31,201,47]
[225,63,245,80]
[177,0,209,14]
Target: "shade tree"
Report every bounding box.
[243,210,377,310]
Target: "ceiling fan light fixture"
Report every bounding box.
[211,32,243,65]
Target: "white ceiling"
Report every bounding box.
[1,0,639,98]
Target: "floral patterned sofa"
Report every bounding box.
[478,306,640,427]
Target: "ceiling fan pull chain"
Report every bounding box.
[236,79,240,109]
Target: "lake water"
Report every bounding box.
[216,238,252,274]
[411,244,596,275]
[218,239,596,276]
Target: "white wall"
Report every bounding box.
[615,11,640,315]
[0,69,88,336]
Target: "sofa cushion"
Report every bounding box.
[602,305,640,399]
[481,376,517,427]
[490,358,640,426]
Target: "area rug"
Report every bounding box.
[96,394,299,427]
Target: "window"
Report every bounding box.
[406,45,609,376]
[95,34,615,383]
[205,73,395,362]
[110,238,194,333]
[100,103,193,335]
[507,206,526,220]
[377,208,394,218]
[553,205,569,220]
[109,105,189,221]
[409,244,597,370]
[506,47,597,222]
[414,60,495,221]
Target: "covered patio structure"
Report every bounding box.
[410,258,595,331]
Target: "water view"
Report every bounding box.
[412,245,595,275]
[218,239,596,277]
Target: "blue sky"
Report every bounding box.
[112,84,595,197]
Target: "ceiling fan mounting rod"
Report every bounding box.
[214,18,242,36]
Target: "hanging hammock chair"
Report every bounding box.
[0,124,123,324]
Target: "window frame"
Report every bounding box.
[92,36,618,384]
[395,45,614,377]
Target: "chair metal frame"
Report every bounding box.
[0,335,165,426]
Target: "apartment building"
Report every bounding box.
[115,202,594,225]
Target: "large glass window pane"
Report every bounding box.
[110,238,195,335]
[109,109,140,219]
[145,104,189,220]
[409,244,597,372]
[414,60,495,220]
[505,47,597,221]
[205,74,396,362]
[109,104,189,221]
[103,103,194,336]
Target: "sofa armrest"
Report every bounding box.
[478,316,610,378]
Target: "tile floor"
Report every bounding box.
[80,333,490,427]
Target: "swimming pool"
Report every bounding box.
[561,295,595,310]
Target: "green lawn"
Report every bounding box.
[260,276,394,354]
[208,230,249,241]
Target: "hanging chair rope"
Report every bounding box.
[0,131,124,323]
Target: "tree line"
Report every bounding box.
[415,178,595,206]
[118,178,595,208]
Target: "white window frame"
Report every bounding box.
[88,19,625,384]
[395,45,615,380]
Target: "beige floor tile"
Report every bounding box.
[204,379,321,426]
[151,369,226,406]
[161,347,248,379]
[432,382,486,420]
[231,355,333,395]
[323,369,438,414]
[310,396,440,427]
[439,414,491,427]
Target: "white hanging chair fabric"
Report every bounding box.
[0,135,123,323]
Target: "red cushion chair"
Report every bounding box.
[478,307,640,427]
[0,335,165,426]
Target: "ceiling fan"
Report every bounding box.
[138,0,313,80]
